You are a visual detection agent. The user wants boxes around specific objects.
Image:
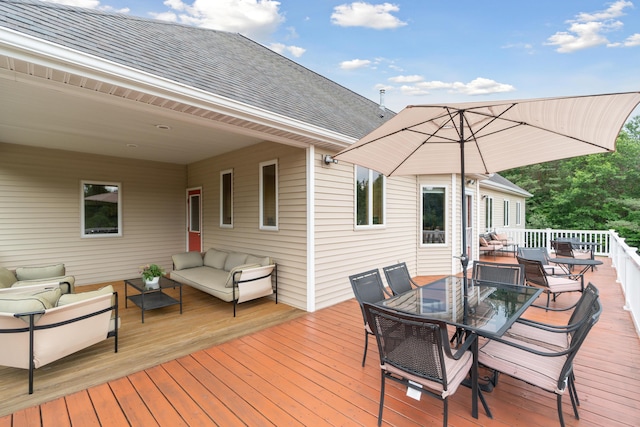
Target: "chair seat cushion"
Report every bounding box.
[505,322,569,351]
[547,276,582,292]
[383,343,473,398]
[478,338,568,394]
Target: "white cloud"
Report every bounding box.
[269,43,306,58]
[545,0,634,53]
[331,2,407,29]
[396,77,515,97]
[388,75,423,83]
[609,33,640,47]
[340,59,372,70]
[157,0,285,41]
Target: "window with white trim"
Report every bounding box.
[81,181,122,237]
[485,196,494,230]
[220,169,233,227]
[421,186,446,244]
[355,165,385,227]
[516,201,522,226]
[260,160,278,230]
[503,200,510,226]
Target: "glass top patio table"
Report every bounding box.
[379,276,542,338]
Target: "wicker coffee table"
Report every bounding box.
[124,276,182,323]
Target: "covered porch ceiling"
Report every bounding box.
[0,48,354,165]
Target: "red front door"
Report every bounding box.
[187,188,202,252]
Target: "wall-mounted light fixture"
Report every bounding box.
[323,155,338,165]
[482,195,488,200]
[466,179,476,185]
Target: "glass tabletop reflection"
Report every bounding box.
[379,276,542,337]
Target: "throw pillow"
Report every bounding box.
[57,285,114,306]
[0,294,52,323]
[246,255,271,267]
[172,252,203,270]
[203,249,228,270]
[224,253,248,271]
[479,237,489,247]
[15,263,65,281]
[0,267,17,288]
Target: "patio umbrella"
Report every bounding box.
[334,91,640,295]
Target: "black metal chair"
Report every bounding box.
[362,302,477,427]
[348,269,392,366]
[471,260,524,286]
[516,256,584,309]
[478,288,602,427]
[553,240,591,260]
[517,247,562,275]
[382,262,420,296]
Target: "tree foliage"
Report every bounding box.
[501,115,640,248]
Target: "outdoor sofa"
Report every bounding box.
[170,248,277,316]
[0,263,75,294]
[0,283,118,394]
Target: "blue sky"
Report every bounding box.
[47,1,639,114]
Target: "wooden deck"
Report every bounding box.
[2,257,639,426]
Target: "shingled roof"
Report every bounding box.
[0,0,392,140]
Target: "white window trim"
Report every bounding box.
[81,180,122,238]
[420,185,448,247]
[516,201,522,226]
[354,165,386,229]
[220,169,233,228]
[259,159,278,231]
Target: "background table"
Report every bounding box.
[549,257,603,277]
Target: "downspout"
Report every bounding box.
[306,145,316,312]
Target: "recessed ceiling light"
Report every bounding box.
[155,124,171,130]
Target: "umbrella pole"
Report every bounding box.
[459,112,469,296]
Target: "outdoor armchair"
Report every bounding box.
[517,247,561,275]
[382,262,420,296]
[516,256,584,310]
[553,240,592,260]
[362,302,476,427]
[348,269,392,366]
[478,289,602,427]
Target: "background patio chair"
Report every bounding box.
[553,240,592,260]
[478,290,602,427]
[517,247,561,275]
[348,269,392,366]
[471,260,524,286]
[382,262,420,296]
[516,256,584,309]
[362,302,476,427]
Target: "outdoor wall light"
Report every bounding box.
[323,155,338,165]
[466,179,476,185]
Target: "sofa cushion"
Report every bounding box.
[224,253,248,271]
[204,249,228,270]
[0,267,17,288]
[33,287,62,307]
[15,263,65,281]
[172,252,204,271]
[58,285,114,306]
[246,255,271,267]
[0,291,57,323]
[225,264,261,287]
[479,237,489,247]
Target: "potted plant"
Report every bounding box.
[140,263,164,289]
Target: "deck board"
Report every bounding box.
[1,257,639,426]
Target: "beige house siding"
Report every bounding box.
[480,188,527,232]
[186,142,308,311]
[313,154,417,310]
[0,142,186,286]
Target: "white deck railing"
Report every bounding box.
[494,228,640,335]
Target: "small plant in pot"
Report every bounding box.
[140,264,164,289]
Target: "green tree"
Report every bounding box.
[501,115,640,247]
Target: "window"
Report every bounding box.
[485,196,494,230]
[81,181,121,237]
[516,201,522,226]
[220,169,233,227]
[421,186,446,244]
[355,165,385,227]
[260,160,278,230]
[503,200,510,226]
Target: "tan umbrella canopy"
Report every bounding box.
[334,91,640,291]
